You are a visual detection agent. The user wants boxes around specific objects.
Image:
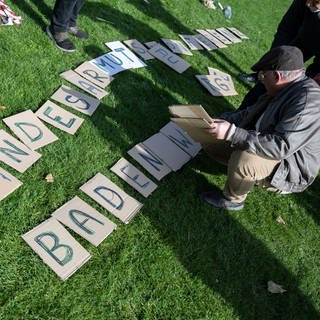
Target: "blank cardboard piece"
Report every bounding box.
[80,173,143,224]
[22,218,91,281]
[51,196,117,247]
[206,29,232,45]
[142,133,191,171]
[196,74,238,96]
[36,100,84,135]
[127,143,171,181]
[111,157,157,198]
[123,39,155,60]
[3,110,59,150]
[60,70,108,100]
[148,44,191,74]
[104,41,147,69]
[51,85,100,116]
[0,130,41,173]
[0,167,22,201]
[170,117,213,144]
[179,35,204,50]
[227,27,249,39]
[216,27,242,43]
[169,104,212,122]
[74,61,114,89]
[194,34,217,51]
[161,39,193,55]
[196,29,227,48]
[159,122,201,157]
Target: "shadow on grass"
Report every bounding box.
[13,0,51,29]
[79,1,319,320]
[144,168,320,319]
[80,2,319,319]
[13,1,320,319]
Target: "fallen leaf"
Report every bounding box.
[0,106,7,110]
[267,281,287,294]
[45,173,54,183]
[276,216,286,225]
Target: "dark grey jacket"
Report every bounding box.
[272,0,320,77]
[221,76,320,193]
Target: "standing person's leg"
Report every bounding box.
[68,0,89,39]
[47,0,79,52]
[51,0,79,33]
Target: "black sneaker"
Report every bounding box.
[239,73,258,84]
[68,26,89,39]
[199,188,244,211]
[46,25,76,52]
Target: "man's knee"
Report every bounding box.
[229,150,279,180]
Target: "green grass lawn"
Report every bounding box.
[1,0,320,319]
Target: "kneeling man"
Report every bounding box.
[200,45,320,210]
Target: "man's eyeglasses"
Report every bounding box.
[257,71,270,82]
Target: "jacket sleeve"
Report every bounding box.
[230,91,320,159]
[271,0,305,47]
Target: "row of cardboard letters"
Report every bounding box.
[2,26,247,280]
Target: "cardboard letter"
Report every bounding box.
[161,39,193,55]
[194,34,217,51]
[80,173,143,224]
[0,130,41,173]
[227,27,249,39]
[148,44,191,74]
[3,110,59,150]
[36,100,84,134]
[111,158,157,197]
[104,41,146,69]
[142,133,191,171]
[22,218,91,281]
[60,70,108,100]
[51,85,100,116]
[127,143,171,181]
[196,29,227,48]
[0,167,22,201]
[206,29,232,44]
[178,35,204,50]
[216,27,242,43]
[159,122,201,157]
[51,196,117,246]
[123,39,155,60]
[196,74,237,96]
[74,62,114,88]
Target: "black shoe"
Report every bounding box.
[239,73,258,84]
[68,26,89,39]
[199,188,244,211]
[46,25,76,52]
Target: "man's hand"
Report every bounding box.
[313,73,320,86]
[206,119,231,140]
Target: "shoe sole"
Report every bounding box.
[46,26,76,53]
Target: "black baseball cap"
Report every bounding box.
[251,45,304,72]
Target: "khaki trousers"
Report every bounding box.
[203,142,280,203]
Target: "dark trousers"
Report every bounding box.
[51,0,86,33]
